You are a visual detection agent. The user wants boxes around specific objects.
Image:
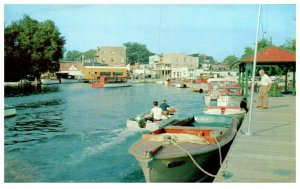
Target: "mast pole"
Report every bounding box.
[246,4,262,135]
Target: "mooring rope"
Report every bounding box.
[169,136,223,178]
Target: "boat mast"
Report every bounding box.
[246,4,262,135]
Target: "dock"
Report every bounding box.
[214,94,296,182]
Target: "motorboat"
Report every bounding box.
[127,110,176,131]
[4,104,17,117]
[129,116,239,182]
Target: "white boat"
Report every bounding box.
[5,104,17,117]
[175,83,186,88]
[156,80,164,84]
[204,106,246,118]
[60,75,83,84]
[127,114,176,131]
[41,78,60,85]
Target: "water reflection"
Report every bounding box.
[4,85,60,97]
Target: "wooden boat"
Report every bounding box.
[92,76,132,88]
[129,116,239,182]
[127,113,176,131]
[4,104,17,117]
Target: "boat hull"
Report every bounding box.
[41,79,60,85]
[127,115,176,131]
[5,106,17,117]
[104,82,132,88]
[60,78,81,83]
[136,142,231,182]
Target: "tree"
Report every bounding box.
[64,50,83,61]
[123,42,154,65]
[5,15,65,81]
[240,38,272,59]
[223,55,238,68]
[281,38,296,52]
[84,49,97,59]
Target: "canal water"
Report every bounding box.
[4,83,205,182]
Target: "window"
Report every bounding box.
[100,72,111,76]
[113,72,123,76]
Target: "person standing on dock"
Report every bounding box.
[199,88,207,112]
[256,70,272,109]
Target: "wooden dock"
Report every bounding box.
[214,95,296,182]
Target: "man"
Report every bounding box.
[160,99,170,115]
[144,101,163,121]
[257,70,272,109]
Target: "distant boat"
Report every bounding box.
[175,83,186,88]
[60,75,83,83]
[92,76,132,88]
[4,104,17,117]
[129,116,239,182]
[41,78,60,85]
[127,112,177,131]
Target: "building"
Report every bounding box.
[149,52,198,79]
[198,54,215,70]
[58,61,85,78]
[97,46,126,66]
[82,66,128,81]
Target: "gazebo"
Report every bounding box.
[237,45,296,97]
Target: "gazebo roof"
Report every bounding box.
[240,45,296,63]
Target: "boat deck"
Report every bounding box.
[214,94,296,182]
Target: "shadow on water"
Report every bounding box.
[4,85,60,97]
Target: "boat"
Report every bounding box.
[129,116,239,182]
[175,83,186,88]
[204,95,245,107]
[92,76,132,88]
[4,104,17,117]
[127,111,176,131]
[203,106,246,121]
[40,77,60,85]
[60,75,83,83]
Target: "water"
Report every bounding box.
[4,83,204,182]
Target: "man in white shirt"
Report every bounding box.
[144,101,163,121]
[257,70,272,109]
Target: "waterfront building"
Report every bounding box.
[149,52,198,79]
[58,61,84,78]
[97,46,126,66]
[82,66,128,81]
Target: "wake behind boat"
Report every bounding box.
[129,116,239,182]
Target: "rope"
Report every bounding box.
[169,135,223,178]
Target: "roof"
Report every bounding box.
[240,45,296,63]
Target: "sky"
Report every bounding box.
[3,3,296,61]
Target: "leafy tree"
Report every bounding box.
[5,15,65,81]
[84,49,97,59]
[123,42,154,65]
[241,38,272,59]
[281,38,296,52]
[64,50,83,61]
[223,55,238,67]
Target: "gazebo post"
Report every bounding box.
[292,65,296,95]
[241,67,245,95]
[284,66,288,93]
